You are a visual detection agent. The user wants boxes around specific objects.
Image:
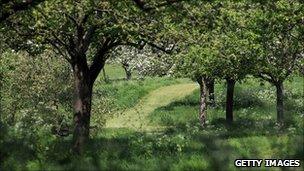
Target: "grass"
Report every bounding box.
[105,83,197,130]
[144,75,304,170]
[90,64,191,128]
[94,77,190,110]
[149,76,303,129]
[1,64,303,171]
[93,64,191,110]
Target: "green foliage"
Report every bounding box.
[252,0,304,83]
[174,45,219,80]
[0,51,73,135]
[1,0,171,58]
[0,50,115,165]
[173,0,303,83]
[173,0,262,82]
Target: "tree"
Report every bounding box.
[210,0,264,123]
[1,0,179,154]
[216,32,258,123]
[167,1,224,126]
[112,46,135,80]
[109,46,139,80]
[253,0,304,124]
[173,1,259,124]
[174,45,219,126]
[110,45,174,80]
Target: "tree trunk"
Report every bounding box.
[275,82,284,124]
[122,64,132,80]
[125,69,132,80]
[72,64,93,154]
[206,78,215,107]
[102,68,109,83]
[197,77,208,127]
[226,79,236,123]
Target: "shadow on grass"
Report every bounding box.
[157,100,198,111]
[157,86,267,112]
[1,89,303,170]
[1,122,303,171]
[99,77,146,84]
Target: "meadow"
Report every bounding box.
[1,1,303,170]
[1,64,303,171]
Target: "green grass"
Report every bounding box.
[100,64,138,80]
[149,76,303,128]
[96,63,144,81]
[1,75,303,171]
[144,76,304,170]
[93,64,191,110]
[105,83,197,130]
[94,77,190,110]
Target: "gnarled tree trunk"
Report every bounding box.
[197,77,208,127]
[226,79,236,123]
[72,64,93,154]
[275,81,284,124]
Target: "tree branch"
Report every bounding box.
[63,12,78,26]
[81,26,96,53]
[257,72,276,84]
[118,40,146,50]
[89,38,114,83]
[46,38,72,63]
[144,40,176,54]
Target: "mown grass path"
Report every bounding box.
[105,83,197,131]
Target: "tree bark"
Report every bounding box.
[126,69,132,80]
[226,79,236,123]
[122,63,132,80]
[69,38,110,154]
[206,78,215,107]
[197,77,208,127]
[275,82,284,124]
[72,63,93,154]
